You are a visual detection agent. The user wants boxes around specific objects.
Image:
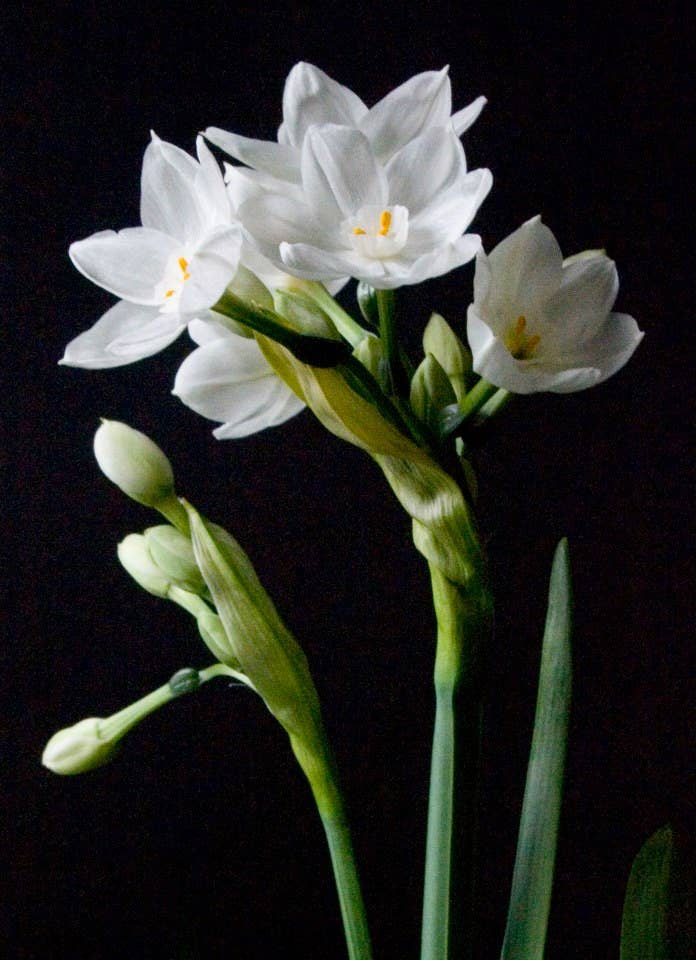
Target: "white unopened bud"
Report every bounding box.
[117,533,171,598]
[94,420,175,509]
[42,718,117,775]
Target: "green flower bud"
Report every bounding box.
[144,525,206,596]
[410,354,457,434]
[117,533,171,598]
[356,281,379,326]
[41,665,232,776]
[94,420,175,508]
[195,606,242,668]
[422,313,472,401]
[273,289,340,340]
[353,334,388,389]
[230,265,274,313]
[42,717,118,775]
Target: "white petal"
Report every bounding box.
[542,256,619,347]
[195,135,231,222]
[282,62,367,148]
[485,216,563,322]
[302,125,387,223]
[213,387,305,439]
[385,127,467,215]
[140,136,207,242]
[467,307,599,394]
[238,193,327,252]
[60,300,184,368]
[407,168,492,248]
[280,241,373,282]
[375,234,481,289]
[179,225,242,315]
[173,336,304,437]
[187,317,232,346]
[204,128,301,183]
[70,228,179,304]
[560,312,644,386]
[450,95,487,135]
[360,68,452,162]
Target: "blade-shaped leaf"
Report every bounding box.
[500,538,573,960]
[620,824,693,960]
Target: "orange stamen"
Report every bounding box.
[378,210,392,236]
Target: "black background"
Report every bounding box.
[4,2,693,958]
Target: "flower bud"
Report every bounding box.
[117,533,171,598]
[423,313,472,401]
[410,354,457,433]
[94,420,176,510]
[144,525,206,596]
[356,281,379,326]
[353,334,386,386]
[273,289,340,340]
[42,717,117,775]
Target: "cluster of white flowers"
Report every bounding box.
[62,62,642,438]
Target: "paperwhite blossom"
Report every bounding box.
[173,319,305,438]
[466,216,643,393]
[236,123,492,290]
[206,62,486,185]
[61,134,242,368]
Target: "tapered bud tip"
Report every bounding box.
[117,533,171,598]
[94,420,175,508]
[42,718,117,775]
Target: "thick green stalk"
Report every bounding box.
[291,739,373,960]
[421,563,491,960]
[322,807,374,960]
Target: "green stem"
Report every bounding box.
[458,378,498,422]
[291,738,373,960]
[376,288,409,397]
[321,807,374,960]
[302,281,369,347]
[421,563,491,960]
[475,388,511,423]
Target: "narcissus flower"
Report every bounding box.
[206,62,486,184]
[62,134,242,368]
[237,124,491,290]
[466,216,643,393]
[173,319,305,438]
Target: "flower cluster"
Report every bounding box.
[63,62,642,440]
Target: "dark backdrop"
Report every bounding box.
[4,3,693,958]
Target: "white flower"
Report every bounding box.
[61,134,242,368]
[236,123,492,290]
[466,216,644,393]
[205,62,486,184]
[173,319,305,438]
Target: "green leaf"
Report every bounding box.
[501,538,572,960]
[620,824,693,960]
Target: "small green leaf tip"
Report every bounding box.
[621,823,693,960]
[94,420,175,509]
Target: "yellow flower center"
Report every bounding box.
[504,315,540,359]
[353,210,392,238]
[164,257,191,298]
